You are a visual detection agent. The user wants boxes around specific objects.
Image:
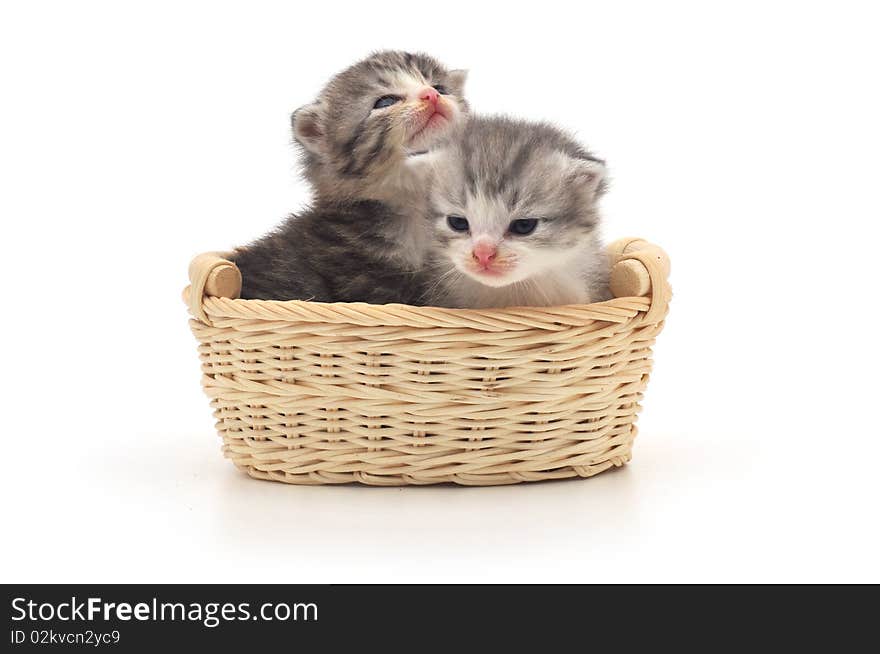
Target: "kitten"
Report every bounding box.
[416,116,612,309]
[293,50,468,204]
[232,51,468,301]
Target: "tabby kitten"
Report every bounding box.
[416,116,612,309]
[233,51,468,301]
[293,50,469,203]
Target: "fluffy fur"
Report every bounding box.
[416,116,612,308]
[233,51,468,301]
[293,50,468,204]
[234,201,429,304]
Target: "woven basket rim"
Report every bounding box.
[197,294,654,330]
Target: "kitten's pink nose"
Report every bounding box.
[472,242,497,267]
[419,87,440,105]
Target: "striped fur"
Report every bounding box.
[292,50,468,203]
[233,51,468,301]
[234,200,430,303]
[419,116,612,309]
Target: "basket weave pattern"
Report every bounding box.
[185,238,671,486]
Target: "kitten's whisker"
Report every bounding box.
[420,264,461,304]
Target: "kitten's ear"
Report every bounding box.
[292,103,325,155]
[566,158,606,199]
[445,69,469,96]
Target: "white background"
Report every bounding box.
[2,1,878,583]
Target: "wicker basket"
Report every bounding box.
[183,237,671,486]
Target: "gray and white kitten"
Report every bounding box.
[415,116,611,309]
[232,51,468,301]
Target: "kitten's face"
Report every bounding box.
[293,51,468,190]
[423,119,605,288]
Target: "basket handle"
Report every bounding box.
[607,237,671,323]
[184,252,242,323]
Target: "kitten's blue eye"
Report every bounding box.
[447,215,469,232]
[373,95,401,109]
[509,218,539,235]
[433,85,450,95]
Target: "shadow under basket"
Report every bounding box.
[183,237,671,486]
